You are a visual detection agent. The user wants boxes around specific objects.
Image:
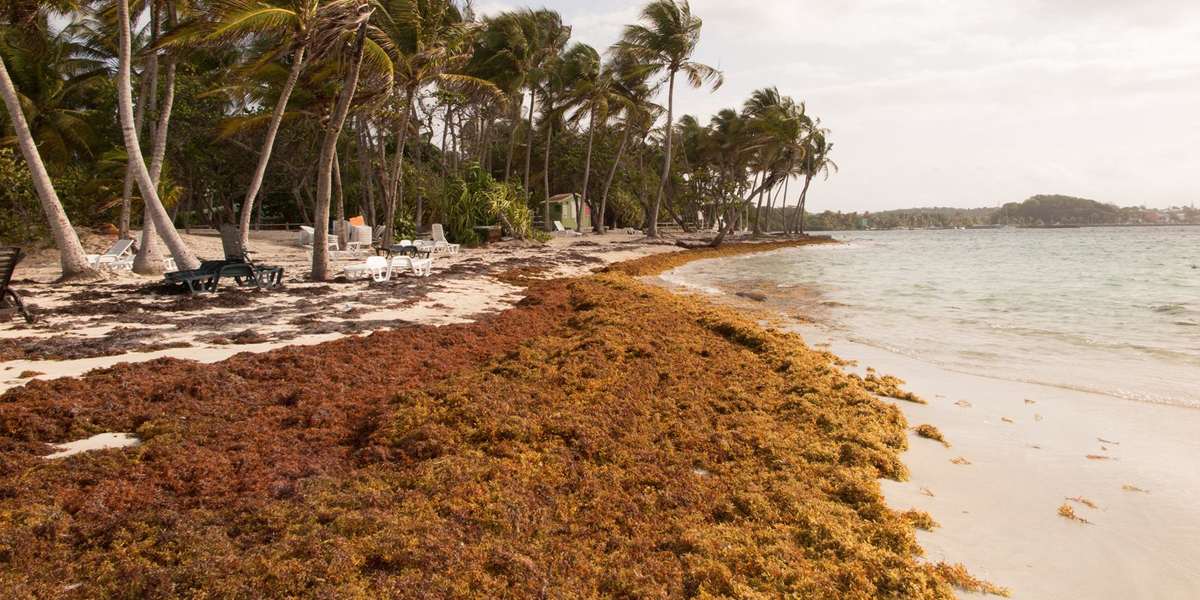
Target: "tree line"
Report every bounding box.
[1,0,837,281]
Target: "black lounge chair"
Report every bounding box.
[0,246,34,323]
[164,226,284,293]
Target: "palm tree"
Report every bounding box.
[614,0,721,238]
[792,122,835,234]
[470,9,535,183]
[116,0,200,271]
[532,44,575,231]
[371,0,495,242]
[310,0,372,280]
[521,9,568,193]
[707,89,807,246]
[132,0,183,274]
[563,42,608,232]
[175,0,321,249]
[595,55,653,234]
[0,20,97,279]
[0,19,104,172]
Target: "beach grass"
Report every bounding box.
[0,246,1004,598]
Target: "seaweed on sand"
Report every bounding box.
[901,509,940,530]
[0,263,1002,598]
[914,424,950,446]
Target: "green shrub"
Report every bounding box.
[434,165,535,245]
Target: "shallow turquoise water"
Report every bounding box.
[665,227,1200,407]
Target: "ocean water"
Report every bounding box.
[662,227,1200,408]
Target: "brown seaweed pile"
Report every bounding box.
[914,424,950,446]
[0,257,1003,598]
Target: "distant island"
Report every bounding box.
[806,195,1199,230]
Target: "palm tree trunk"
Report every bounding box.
[752,179,767,235]
[778,175,790,233]
[0,54,96,280]
[503,97,520,182]
[116,0,199,272]
[119,66,154,240]
[413,109,425,228]
[384,88,414,242]
[356,118,375,227]
[596,122,630,234]
[439,105,450,186]
[312,20,368,281]
[239,43,307,249]
[542,121,552,232]
[576,110,596,233]
[479,109,492,168]
[710,174,774,247]
[523,90,535,191]
[648,70,676,238]
[132,49,176,275]
[797,174,812,234]
[334,145,346,249]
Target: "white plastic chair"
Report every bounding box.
[86,239,135,270]
[344,255,391,281]
[389,255,432,277]
[553,221,582,237]
[298,226,315,247]
[430,224,461,254]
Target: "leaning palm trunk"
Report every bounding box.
[648,71,676,238]
[334,146,346,249]
[355,118,375,226]
[596,122,631,234]
[383,89,414,244]
[0,55,96,280]
[751,180,767,235]
[502,98,520,182]
[414,112,425,228]
[311,20,368,281]
[116,0,199,272]
[709,174,776,247]
[796,174,813,234]
[522,91,535,191]
[119,68,154,240]
[542,121,552,231]
[238,44,308,249]
[576,110,596,233]
[133,53,177,275]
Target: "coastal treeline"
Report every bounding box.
[1,0,836,280]
[803,195,1199,231]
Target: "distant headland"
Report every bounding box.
[809,195,1199,230]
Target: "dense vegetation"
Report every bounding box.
[1,0,838,280]
[992,194,1132,226]
[0,250,1005,598]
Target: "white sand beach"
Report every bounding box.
[799,328,1200,600]
[2,229,678,393]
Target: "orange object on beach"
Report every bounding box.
[349,216,365,226]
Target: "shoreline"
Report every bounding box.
[0,236,1005,599]
[653,253,1200,600]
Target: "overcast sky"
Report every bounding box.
[476,0,1200,212]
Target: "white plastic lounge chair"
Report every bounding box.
[298,226,315,247]
[426,224,460,254]
[389,255,432,277]
[86,239,135,270]
[553,221,582,237]
[343,256,391,282]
